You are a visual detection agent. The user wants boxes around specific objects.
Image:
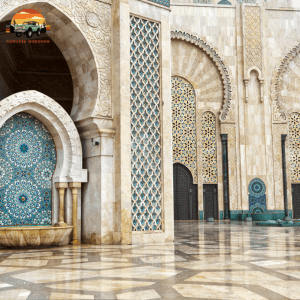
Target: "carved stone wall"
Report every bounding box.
[0,0,111,120]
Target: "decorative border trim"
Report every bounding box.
[171,30,234,122]
[271,43,300,123]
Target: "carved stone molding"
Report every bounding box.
[0,0,112,118]
[0,91,87,182]
[171,30,234,123]
[271,43,300,123]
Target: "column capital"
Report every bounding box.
[281,134,287,141]
[69,182,81,189]
[220,134,228,141]
[55,182,68,189]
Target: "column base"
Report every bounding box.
[244,217,252,222]
[54,222,68,228]
[71,240,81,245]
[207,218,214,222]
[283,216,291,221]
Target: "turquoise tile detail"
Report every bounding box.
[0,113,56,226]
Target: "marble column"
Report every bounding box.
[55,182,68,227]
[69,182,81,244]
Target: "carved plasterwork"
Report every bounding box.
[0,91,87,182]
[0,0,111,118]
[244,6,262,72]
[171,30,234,123]
[271,43,300,123]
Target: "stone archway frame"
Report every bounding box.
[0,91,87,182]
[171,30,234,122]
[0,0,111,119]
[271,43,300,123]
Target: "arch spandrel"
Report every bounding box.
[271,43,300,123]
[171,30,234,123]
[0,90,87,183]
[0,1,111,121]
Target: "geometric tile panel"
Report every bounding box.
[201,112,217,183]
[130,16,162,231]
[248,178,266,213]
[218,0,232,4]
[172,77,197,184]
[289,113,300,183]
[148,0,170,7]
[0,112,56,226]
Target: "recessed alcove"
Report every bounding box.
[0,20,73,114]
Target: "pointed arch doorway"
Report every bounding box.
[173,163,198,220]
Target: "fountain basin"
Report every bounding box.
[0,225,73,247]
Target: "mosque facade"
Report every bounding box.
[0,0,299,246]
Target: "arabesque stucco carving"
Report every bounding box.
[271,43,300,123]
[171,30,234,122]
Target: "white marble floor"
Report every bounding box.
[0,221,299,299]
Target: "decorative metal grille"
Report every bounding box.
[172,77,197,183]
[289,113,300,183]
[201,112,217,183]
[0,113,56,226]
[130,16,162,231]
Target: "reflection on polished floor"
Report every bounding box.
[0,221,300,299]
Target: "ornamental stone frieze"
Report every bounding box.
[242,4,264,103]
[0,0,112,118]
[171,30,235,123]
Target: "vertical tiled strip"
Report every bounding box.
[130,16,162,231]
[201,112,217,184]
[171,77,197,184]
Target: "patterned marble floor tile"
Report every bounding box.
[8,252,54,259]
[140,255,186,263]
[167,261,249,270]
[1,221,300,299]
[0,281,12,288]
[185,270,286,284]
[0,259,49,267]
[47,279,155,292]
[0,289,31,300]
[12,268,101,283]
[117,289,161,300]
[250,259,300,268]
[57,262,135,270]
[0,267,28,274]
[49,292,94,299]
[259,281,300,299]
[98,266,178,280]
[61,258,89,264]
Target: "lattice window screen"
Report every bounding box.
[201,112,217,183]
[130,16,162,231]
[171,76,197,183]
[289,113,300,183]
